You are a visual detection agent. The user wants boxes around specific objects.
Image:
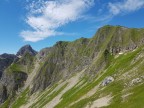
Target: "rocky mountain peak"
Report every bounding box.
[16,44,37,57]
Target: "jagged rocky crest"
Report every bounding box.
[1,25,144,107]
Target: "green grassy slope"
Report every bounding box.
[1,25,144,108]
[7,45,144,108]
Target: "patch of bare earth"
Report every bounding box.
[86,95,112,108]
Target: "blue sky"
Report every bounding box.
[0,0,144,54]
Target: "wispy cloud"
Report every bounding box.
[21,0,94,42]
[108,0,144,16]
[91,0,144,24]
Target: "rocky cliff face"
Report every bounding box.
[1,25,144,108]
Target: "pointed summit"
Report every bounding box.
[16,44,37,56]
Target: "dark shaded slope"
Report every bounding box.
[0,54,17,78]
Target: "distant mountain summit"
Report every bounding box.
[16,44,37,56]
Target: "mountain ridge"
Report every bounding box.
[1,25,144,108]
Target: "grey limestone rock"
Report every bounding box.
[102,76,114,86]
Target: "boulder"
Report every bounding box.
[102,76,114,86]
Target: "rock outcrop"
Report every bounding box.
[101,76,114,86]
[0,83,7,104]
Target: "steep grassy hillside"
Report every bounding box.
[1,25,144,108]
[8,45,144,108]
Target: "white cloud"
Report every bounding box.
[21,30,55,42]
[21,0,94,42]
[108,0,144,15]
